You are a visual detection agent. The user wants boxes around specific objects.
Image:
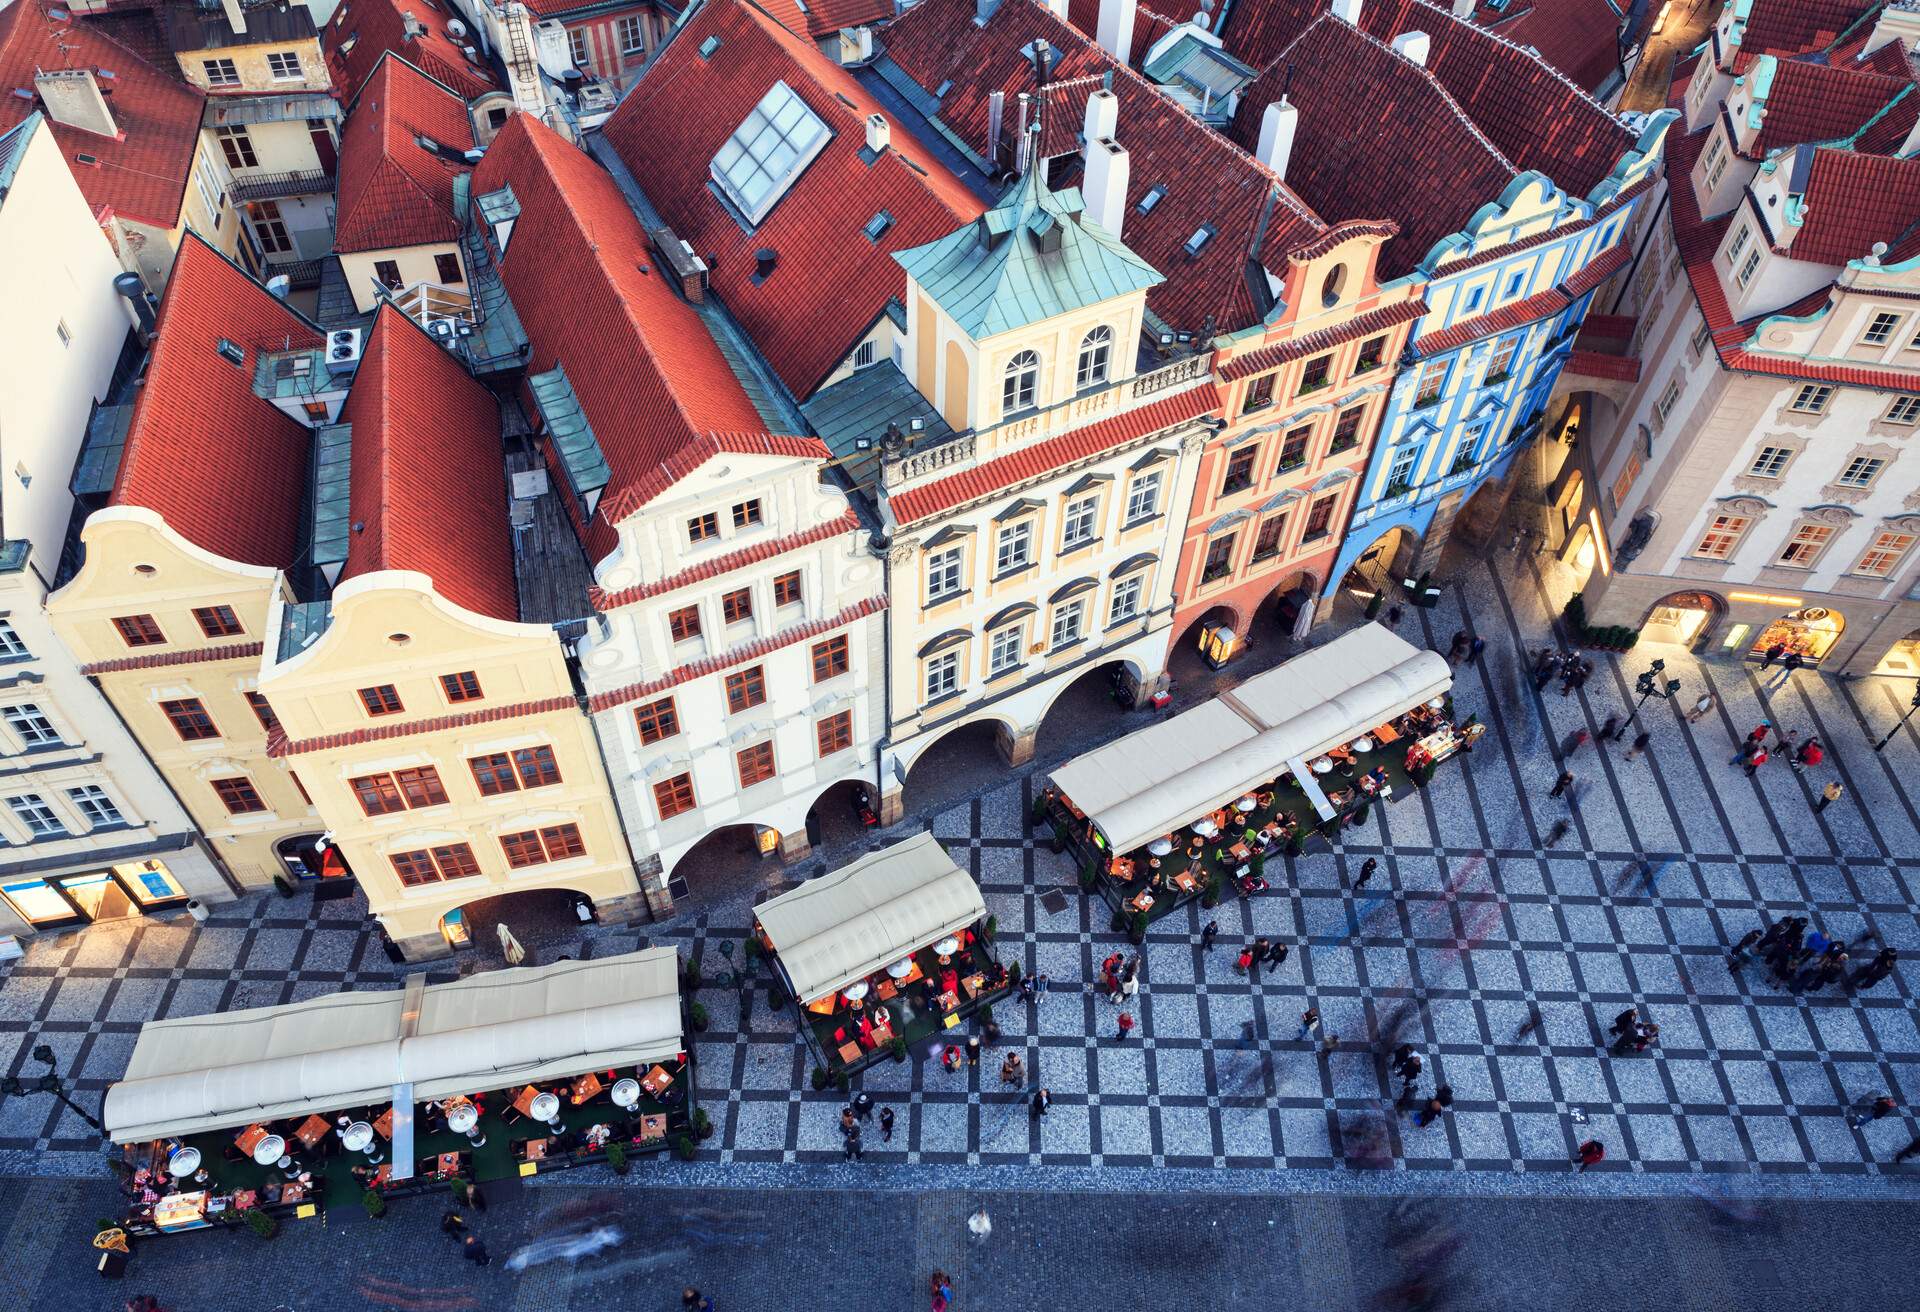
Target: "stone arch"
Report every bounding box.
[1637,589,1727,652]
[1340,524,1422,597]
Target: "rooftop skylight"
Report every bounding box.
[711,80,831,226]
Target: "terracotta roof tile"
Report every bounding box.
[1788,148,1920,267]
[112,235,323,568]
[590,509,859,611]
[270,693,579,756]
[1220,298,1428,380]
[1562,347,1641,382]
[0,1,205,228]
[801,0,897,40]
[324,0,499,102]
[1494,0,1629,95]
[1732,0,1870,59]
[601,0,984,398]
[1743,57,1916,159]
[80,640,264,677]
[888,385,1216,526]
[333,53,474,254]
[338,305,518,620]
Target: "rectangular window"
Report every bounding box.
[1124,471,1162,523]
[0,618,26,659]
[1689,320,1714,362]
[1061,496,1099,549]
[634,697,680,744]
[374,259,402,288]
[812,634,849,681]
[1109,575,1144,625]
[1886,395,1920,425]
[1789,384,1833,414]
[773,571,802,606]
[358,684,403,716]
[539,823,586,861]
[1221,448,1258,495]
[569,28,590,68]
[668,605,702,642]
[817,709,853,757]
[711,81,832,224]
[1355,336,1386,372]
[469,754,519,796]
[925,650,960,702]
[430,843,481,881]
[731,499,763,528]
[1863,311,1903,346]
[1725,223,1750,268]
[1277,426,1311,471]
[1298,354,1332,395]
[995,521,1034,574]
[1855,532,1916,577]
[67,785,123,827]
[244,691,279,732]
[214,124,257,170]
[1655,378,1682,422]
[1242,373,1276,413]
[988,626,1023,677]
[1051,598,1086,648]
[725,665,767,712]
[351,773,407,816]
[653,772,696,819]
[1387,445,1418,492]
[210,777,267,815]
[1252,514,1288,560]
[1693,513,1749,560]
[514,746,562,789]
[1202,533,1236,583]
[393,766,449,809]
[114,614,166,647]
[250,200,292,254]
[1838,456,1885,488]
[203,57,239,86]
[619,14,647,53]
[1303,494,1337,540]
[721,588,753,624]
[736,741,776,788]
[436,671,481,703]
[435,252,464,285]
[1485,336,1518,381]
[1704,134,1728,189]
[1777,523,1835,567]
[390,850,439,887]
[1736,250,1761,288]
[1610,451,1643,510]
[4,703,59,746]
[501,829,546,868]
[926,546,964,603]
[161,698,218,741]
[688,512,719,542]
[266,50,302,79]
[1414,360,1447,407]
[1329,406,1364,452]
[7,793,65,837]
[1748,445,1792,478]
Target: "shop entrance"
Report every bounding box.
[1874,627,1920,677]
[0,859,190,930]
[1640,591,1723,651]
[1750,606,1845,663]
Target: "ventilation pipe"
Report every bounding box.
[114,271,155,339]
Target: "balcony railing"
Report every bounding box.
[1130,352,1208,398]
[230,170,332,203]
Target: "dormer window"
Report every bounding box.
[711,80,831,225]
[1076,327,1112,390]
[1003,350,1040,413]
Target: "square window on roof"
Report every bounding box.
[711,80,831,225]
[1184,225,1214,256]
[1138,184,1166,214]
[864,210,894,241]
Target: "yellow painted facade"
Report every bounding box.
[258,572,641,959]
[173,38,330,97]
[45,508,319,890]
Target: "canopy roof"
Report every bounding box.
[1050,623,1451,855]
[754,832,986,1004]
[104,948,682,1144]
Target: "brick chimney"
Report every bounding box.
[1332,0,1364,26]
[34,69,118,138]
[1084,137,1130,241]
[866,113,890,154]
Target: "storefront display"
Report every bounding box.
[0,860,187,929]
[1750,607,1844,663]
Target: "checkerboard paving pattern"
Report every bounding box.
[3,553,1917,1194]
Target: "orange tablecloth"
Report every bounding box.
[937,989,960,1012]
[371,1109,394,1139]
[640,1064,674,1095]
[1172,871,1200,894]
[523,1138,549,1161]
[571,1072,603,1105]
[870,1018,894,1044]
[1371,722,1401,744]
[234,1125,268,1156]
[435,1152,462,1178]
[512,1085,542,1118]
[837,1040,862,1064]
[293,1115,331,1150]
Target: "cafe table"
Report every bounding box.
[937,988,960,1012]
[512,1084,543,1118]
[523,1138,549,1161]
[571,1071,604,1104]
[1172,870,1200,894]
[640,1064,674,1095]
[435,1152,463,1178]
[234,1125,269,1157]
[278,1182,307,1205]
[293,1115,331,1150]
[639,1114,668,1142]
[369,1164,393,1188]
[1127,890,1155,914]
[372,1108,395,1139]
[837,1040,863,1065]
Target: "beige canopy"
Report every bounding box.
[754,831,985,1004]
[104,947,683,1143]
[1049,622,1452,855]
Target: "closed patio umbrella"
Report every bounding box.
[497,921,526,966]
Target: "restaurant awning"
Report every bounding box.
[1048,623,1452,855]
[754,831,986,1005]
[103,948,683,1144]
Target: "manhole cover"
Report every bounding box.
[1039,891,1070,915]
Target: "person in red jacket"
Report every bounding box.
[1576,1139,1606,1171]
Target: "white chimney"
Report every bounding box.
[866,113,890,154]
[34,69,118,138]
[1391,30,1431,66]
[1083,88,1118,145]
[1097,0,1137,63]
[1256,97,1298,180]
[1332,0,1364,26]
[219,0,247,35]
[1084,138,1130,241]
[1451,0,1474,17]
[1045,0,1070,18]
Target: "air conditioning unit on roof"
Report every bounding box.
[326,328,363,374]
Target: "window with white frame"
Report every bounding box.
[1837,455,1885,488]
[1003,350,1040,412]
[1748,445,1793,478]
[1124,470,1161,523]
[924,650,960,702]
[1109,574,1144,625]
[1061,496,1098,550]
[66,785,123,827]
[1076,326,1112,389]
[1414,358,1448,406]
[1725,224,1750,269]
[988,626,1023,677]
[1655,378,1682,423]
[1386,444,1419,491]
[926,545,964,604]
[1789,384,1833,414]
[266,51,302,80]
[2,703,59,746]
[202,57,239,86]
[7,793,66,838]
[1862,311,1903,346]
[1887,395,1920,425]
[1688,319,1714,362]
[995,521,1034,574]
[1050,598,1086,648]
[1692,513,1749,559]
[618,14,646,53]
[852,339,877,369]
[1736,250,1761,288]
[1704,134,1729,189]
[1485,335,1518,380]
[1776,523,1835,567]
[1854,532,1916,577]
[0,618,26,660]
[569,28,590,67]
[711,81,831,224]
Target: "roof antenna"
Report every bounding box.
[1282,61,1294,99]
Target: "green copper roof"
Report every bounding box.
[894,167,1163,339]
[528,363,611,503]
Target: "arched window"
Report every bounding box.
[1075,326,1113,389]
[1003,349,1040,412]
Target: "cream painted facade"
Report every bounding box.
[577,453,886,912]
[47,509,320,891]
[172,36,331,99]
[202,113,339,265]
[337,242,470,316]
[113,132,247,292]
[259,572,641,959]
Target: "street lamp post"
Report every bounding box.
[1633,658,1682,718]
[0,1043,106,1135]
[1872,680,1920,753]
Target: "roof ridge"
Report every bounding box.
[1406,0,1625,127]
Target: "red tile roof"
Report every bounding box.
[1562,347,1640,383]
[882,0,1331,337]
[0,1,205,228]
[800,0,897,40]
[112,235,323,569]
[472,113,784,554]
[888,385,1217,526]
[587,596,888,712]
[1731,0,1870,59]
[591,510,858,611]
[1493,0,1628,96]
[80,640,265,677]
[1220,298,1429,380]
[1786,147,1920,267]
[338,305,519,621]
[268,692,579,756]
[1742,57,1916,159]
[333,53,473,254]
[324,0,499,102]
[601,0,984,398]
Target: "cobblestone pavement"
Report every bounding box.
[4,550,1919,1199]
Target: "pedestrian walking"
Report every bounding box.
[1468,636,1486,664]
[1559,666,1578,697]
[1121,970,1139,1003]
[440,1210,466,1238]
[1447,630,1469,663]
[854,1091,874,1122]
[1774,727,1798,759]
[467,1183,486,1213]
[1390,1042,1415,1073]
[1000,1051,1023,1085]
[1743,746,1768,776]
[880,1106,895,1142]
[1550,770,1574,798]
[966,1035,981,1066]
[1576,1139,1606,1171]
[1252,937,1271,966]
[1031,1087,1052,1118]
[1235,945,1255,973]
[1625,729,1652,761]
[684,1288,707,1310]
[1355,857,1379,888]
[1399,1053,1424,1087]
[931,1271,955,1312]
[1795,739,1824,771]
[1783,651,1804,679]
[1599,714,1620,743]
[1201,920,1218,951]
[1894,1135,1920,1164]
[967,1208,993,1242]
[1850,948,1897,991]
[1566,728,1591,755]
[1546,818,1569,846]
[1608,1007,1638,1042]
[1760,643,1785,670]
[1266,940,1289,967]
[1414,1085,1454,1127]
[1727,928,1762,971]
[1686,692,1716,724]
[840,1107,856,1138]
[844,1125,863,1160]
[1298,1007,1321,1040]
[462,1235,490,1267]
[1115,1011,1134,1042]
[1816,781,1844,813]
[1847,1095,1898,1129]
[1386,604,1403,629]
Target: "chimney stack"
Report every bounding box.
[1332,0,1363,26]
[987,90,1006,168]
[1084,138,1130,241]
[1097,0,1137,64]
[1083,87,1118,143]
[866,113,890,153]
[34,69,118,138]
[219,0,247,35]
[1256,97,1299,180]
[1391,30,1431,66]
[1450,0,1474,17]
[1044,0,1069,17]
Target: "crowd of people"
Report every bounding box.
[1727,917,1899,995]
